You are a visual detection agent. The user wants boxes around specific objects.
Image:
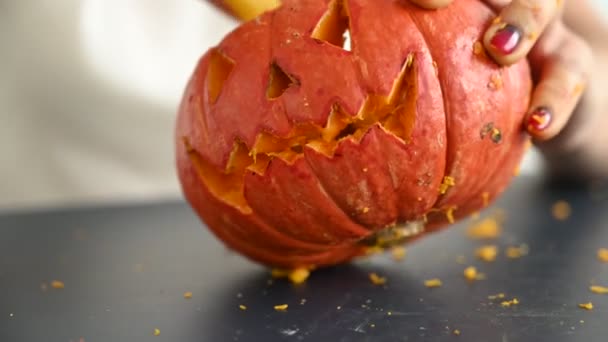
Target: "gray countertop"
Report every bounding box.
[1,175,608,341]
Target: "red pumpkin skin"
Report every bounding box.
[176,0,532,268]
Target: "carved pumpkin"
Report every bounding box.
[176,0,532,268]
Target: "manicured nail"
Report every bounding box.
[490,24,521,55]
[526,107,552,132]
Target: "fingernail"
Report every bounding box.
[526,107,552,132]
[490,24,521,55]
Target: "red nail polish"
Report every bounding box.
[526,107,552,132]
[490,24,521,55]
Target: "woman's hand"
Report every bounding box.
[407,1,589,142]
[411,0,608,181]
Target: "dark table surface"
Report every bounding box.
[1,176,608,342]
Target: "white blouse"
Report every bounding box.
[0,0,605,210]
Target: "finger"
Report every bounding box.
[483,0,562,65]
[208,0,281,21]
[524,28,593,141]
[407,0,454,10]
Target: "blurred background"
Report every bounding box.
[0,0,605,211]
[0,0,237,211]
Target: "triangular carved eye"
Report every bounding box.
[311,0,352,52]
[266,62,297,99]
[206,49,235,104]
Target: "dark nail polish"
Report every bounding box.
[490,24,521,55]
[527,107,552,132]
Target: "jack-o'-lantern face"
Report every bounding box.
[176,0,532,268]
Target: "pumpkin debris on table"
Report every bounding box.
[391,246,407,261]
[500,298,519,307]
[463,266,485,281]
[424,279,443,288]
[50,280,65,289]
[271,267,311,284]
[463,266,476,280]
[153,328,160,336]
[274,304,289,311]
[288,268,311,284]
[453,329,461,336]
[467,218,502,239]
[183,291,193,299]
[579,302,594,310]
[506,244,529,259]
[475,245,498,262]
[369,273,387,285]
[239,304,247,311]
[590,285,608,294]
[488,293,506,300]
[598,248,608,262]
[552,200,572,221]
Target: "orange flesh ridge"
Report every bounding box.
[184,0,419,214]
